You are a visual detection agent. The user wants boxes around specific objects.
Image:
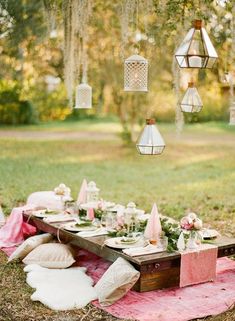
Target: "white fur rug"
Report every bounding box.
[24,264,98,310]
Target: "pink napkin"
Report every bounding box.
[77,179,88,205]
[180,244,218,287]
[0,205,37,248]
[144,203,162,241]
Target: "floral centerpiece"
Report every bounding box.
[180,212,203,249]
[54,183,71,197]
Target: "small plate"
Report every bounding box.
[200,229,220,240]
[105,237,145,249]
[63,222,97,232]
[32,209,60,218]
[80,201,115,210]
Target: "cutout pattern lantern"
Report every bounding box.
[175,20,218,69]
[136,119,165,155]
[86,181,100,203]
[124,54,148,92]
[180,82,203,113]
[229,102,235,125]
[74,83,92,109]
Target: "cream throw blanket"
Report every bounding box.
[24,264,98,310]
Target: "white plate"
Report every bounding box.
[80,201,115,210]
[137,213,150,222]
[105,237,145,249]
[200,229,220,239]
[63,222,97,232]
[32,209,60,218]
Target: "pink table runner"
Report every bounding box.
[180,244,218,287]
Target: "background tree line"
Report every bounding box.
[0,0,233,139]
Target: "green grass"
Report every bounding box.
[0,120,234,236]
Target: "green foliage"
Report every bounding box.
[0,81,38,124]
[161,218,181,252]
[29,83,70,121]
[0,0,234,131]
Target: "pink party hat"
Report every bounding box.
[144,203,162,241]
[87,208,95,220]
[77,179,88,205]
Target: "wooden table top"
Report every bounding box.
[24,214,235,267]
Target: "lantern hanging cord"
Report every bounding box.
[82,36,88,83]
[135,0,140,53]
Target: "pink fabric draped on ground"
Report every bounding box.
[78,250,235,321]
[0,205,36,254]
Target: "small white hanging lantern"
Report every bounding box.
[124,54,148,92]
[86,181,100,203]
[229,102,235,125]
[136,119,165,155]
[175,20,218,69]
[180,82,203,113]
[74,83,92,109]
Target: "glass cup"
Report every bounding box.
[158,236,168,250]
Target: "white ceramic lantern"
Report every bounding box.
[74,83,92,109]
[124,202,138,233]
[180,82,203,113]
[175,20,218,69]
[136,119,165,155]
[229,102,235,125]
[124,54,148,92]
[86,181,100,203]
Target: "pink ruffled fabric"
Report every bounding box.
[0,205,36,253]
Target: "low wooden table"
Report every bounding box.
[24,214,235,292]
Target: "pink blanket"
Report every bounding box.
[180,244,218,287]
[0,205,36,254]
[78,250,235,321]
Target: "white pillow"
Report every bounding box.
[8,233,53,262]
[94,257,140,306]
[23,243,75,269]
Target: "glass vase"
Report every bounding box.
[187,231,199,250]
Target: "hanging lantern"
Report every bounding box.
[175,20,218,69]
[124,54,148,92]
[229,102,235,125]
[74,83,92,109]
[136,119,165,155]
[180,82,203,113]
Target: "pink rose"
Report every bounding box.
[180,216,194,230]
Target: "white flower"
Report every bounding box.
[54,183,71,196]
[194,218,203,230]
[187,212,197,221]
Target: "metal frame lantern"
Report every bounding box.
[180,82,203,113]
[175,20,218,69]
[74,83,92,109]
[124,54,148,92]
[86,181,100,203]
[136,119,165,155]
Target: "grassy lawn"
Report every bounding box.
[0,120,235,321]
[0,120,234,235]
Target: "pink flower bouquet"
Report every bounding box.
[180,212,203,231]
